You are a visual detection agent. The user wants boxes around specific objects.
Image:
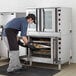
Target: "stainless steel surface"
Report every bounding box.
[27,31,61,37]
[36,9,40,31]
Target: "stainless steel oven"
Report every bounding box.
[26,7,72,70]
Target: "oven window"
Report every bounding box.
[26,9,36,31]
[44,9,52,31]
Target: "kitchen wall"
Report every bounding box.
[0,0,76,63]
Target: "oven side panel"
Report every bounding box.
[57,8,72,64]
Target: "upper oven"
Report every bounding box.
[26,8,56,33]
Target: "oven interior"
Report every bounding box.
[29,37,51,58]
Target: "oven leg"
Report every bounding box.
[27,48,31,66]
[58,63,61,70]
[29,56,32,66]
[68,56,72,65]
[69,59,71,65]
[58,59,61,70]
[28,48,32,66]
[29,49,32,66]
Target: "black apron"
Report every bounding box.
[5,28,19,51]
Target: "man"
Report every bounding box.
[3,14,35,73]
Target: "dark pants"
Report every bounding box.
[5,28,19,51]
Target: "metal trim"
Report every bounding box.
[55,8,58,32]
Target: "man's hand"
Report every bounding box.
[18,40,25,47]
[22,36,28,45]
[18,40,36,50]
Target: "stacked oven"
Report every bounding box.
[26,7,72,70]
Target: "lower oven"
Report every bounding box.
[28,36,58,64]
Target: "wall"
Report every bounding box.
[0,0,76,63]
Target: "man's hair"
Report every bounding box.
[26,14,35,23]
